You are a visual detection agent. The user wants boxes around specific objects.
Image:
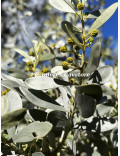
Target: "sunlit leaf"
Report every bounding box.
[40,53,55,61]
[49,0,76,13]
[25,76,71,90]
[32,152,45,156]
[20,87,66,112]
[88,2,118,35]
[12,121,52,143]
[13,48,33,62]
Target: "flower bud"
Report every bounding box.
[25,67,29,71]
[77,3,84,11]
[27,61,32,66]
[89,37,94,43]
[74,45,80,51]
[60,46,67,53]
[67,57,73,63]
[70,78,75,83]
[67,38,74,45]
[42,68,49,73]
[29,51,35,56]
[91,30,98,37]
[62,61,69,70]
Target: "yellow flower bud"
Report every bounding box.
[67,57,73,63]
[89,37,94,43]
[62,61,69,70]
[77,3,84,11]
[29,51,35,56]
[74,45,80,51]
[42,68,49,73]
[70,78,75,83]
[109,84,113,88]
[27,61,32,66]
[67,38,74,45]
[91,30,98,37]
[60,46,67,53]
[25,67,29,71]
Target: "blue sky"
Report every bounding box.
[102,0,118,40]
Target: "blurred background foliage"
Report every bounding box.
[1,0,118,71]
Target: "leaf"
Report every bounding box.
[77,116,118,132]
[6,90,22,112]
[1,95,9,116]
[82,0,87,5]
[32,152,45,156]
[10,73,28,80]
[12,121,52,143]
[76,84,102,102]
[20,87,66,112]
[51,66,73,75]
[75,93,96,118]
[49,0,76,13]
[85,42,101,73]
[1,80,20,90]
[88,2,118,35]
[1,73,26,87]
[61,21,82,34]
[29,109,47,122]
[65,25,83,49]
[88,66,113,84]
[25,76,71,90]
[96,104,113,116]
[13,48,33,62]
[85,10,104,19]
[40,53,55,61]
[47,111,70,129]
[1,108,27,130]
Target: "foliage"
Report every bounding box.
[1,0,118,156]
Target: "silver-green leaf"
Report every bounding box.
[88,2,118,35]
[12,121,52,143]
[49,0,76,13]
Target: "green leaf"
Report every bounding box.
[65,25,83,49]
[76,83,102,102]
[40,53,55,61]
[1,95,9,116]
[13,48,33,62]
[49,0,76,13]
[88,2,118,35]
[25,76,71,90]
[1,80,20,90]
[12,121,52,143]
[32,152,45,156]
[85,42,101,73]
[19,87,66,112]
[6,90,22,112]
[1,108,27,130]
[61,21,82,34]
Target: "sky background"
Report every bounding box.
[102,0,118,41]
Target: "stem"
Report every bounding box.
[79,10,86,85]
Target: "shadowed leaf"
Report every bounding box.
[1,108,27,130]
